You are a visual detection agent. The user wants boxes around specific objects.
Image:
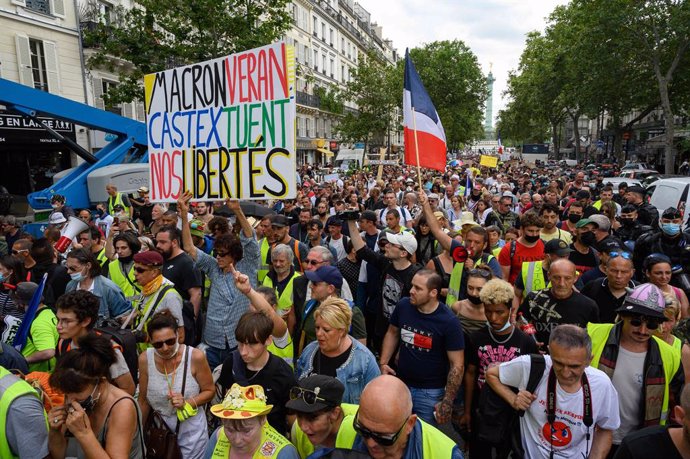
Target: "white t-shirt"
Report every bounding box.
[611,347,646,444]
[499,355,621,458]
[329,235,346,261]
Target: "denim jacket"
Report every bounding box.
[296,337,380,404]
[66,275,132,319]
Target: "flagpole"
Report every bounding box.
[411,107,423,191]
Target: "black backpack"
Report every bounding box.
[476,354,546,455]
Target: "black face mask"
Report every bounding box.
[118,255,133,264]
[568,214,582,224]
[580,232,596,245]
[79,384,100,413]
[466,294,482,305]
[620,218,635,226]
[524,234,541,244]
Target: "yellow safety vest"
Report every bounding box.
[108,260,139,299]
[521,261,548,295]
[291,403,359,457]
[262,271,300,314]
[447,254,495,305]
[492,246,502,257]
[338,416,457,458]
[588,322,681,425]
[133,285,180,352]
[0,367,48,459]
[267,334,295,369]
[107,192,126,215]
[258,238,271,284]
[96,247,108,268]
[210,422,293,459]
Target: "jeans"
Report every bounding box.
[408,386,445,427]
[203,342,236,371]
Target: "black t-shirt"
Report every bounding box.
[137,204,154,227]
[466,326,539,396]
[519,289,600,344]
[309,344,353,377]
[568,245,599,276]
[614,425,682,459]
[162,253,203,301]
[217,352,297,435]
[581,278,634,323]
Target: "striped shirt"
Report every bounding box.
[195,232,259,349]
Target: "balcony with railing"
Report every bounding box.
[297,91,321,108]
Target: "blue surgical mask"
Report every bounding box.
[488,320,512,333]
[661,223,681,236]
[0,274,5,283]
[70,272,85,282]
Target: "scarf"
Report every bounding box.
[597,322,666,426]
[141,274,164,296]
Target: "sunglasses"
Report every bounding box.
[352,411,408,447]
[134,266,152,274]
[289,387,327,405]
[305,259,323,266]
[213,250,229,258]
[468,268,491,279]
[627,315,662,329]
[151,337,177,349]
[609,251,632,260]
[11,249,27,255]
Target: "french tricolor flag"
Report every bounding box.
[403,49,447,172]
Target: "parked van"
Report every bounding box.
[648,177,690,226]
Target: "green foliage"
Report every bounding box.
[406,40,487,149]
[83,0,293,106]
[313,85,343,114]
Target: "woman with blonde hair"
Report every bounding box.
[654,292,682,351]
[295,297,379,404]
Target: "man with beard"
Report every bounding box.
[562,171,587,198]
[155,225,203,328]
[633,207,690,282]
[315,201,330,228]
[270,215,309,273]
[290,207,312,244]
[192,200,214,227]
[539,203,572,244]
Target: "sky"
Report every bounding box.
[357,0,569,125]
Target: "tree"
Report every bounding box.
[336,50,400,152]
[84,0,293,106]
[406,41,487,150]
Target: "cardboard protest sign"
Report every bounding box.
[480,155,498,168]
[144,41,296,202]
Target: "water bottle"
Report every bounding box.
[517,313,538,343]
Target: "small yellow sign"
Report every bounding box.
[480,155,498,168]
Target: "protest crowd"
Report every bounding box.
[4,157,690,459]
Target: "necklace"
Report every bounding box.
[488,325,515,344]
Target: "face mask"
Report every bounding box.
[467,294,482,305]
[118,255,133,264]
[51,204,60,209]
[70,271,85,282]
[79,383,101,412]
[524,234,540,243]
[620,217,635,226]
[488,320,512,333]
[661,223,681,237]
[568,214,582,224]
[0,274,5,283]
[155,340,180,360]
[580,232,596,245]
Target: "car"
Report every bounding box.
[601,177,642,192]
[647,177,690,227]
[621,162,650,171]
[642,174,682,187]
[619,169,660,181]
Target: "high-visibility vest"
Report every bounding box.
[95,247,109,267]
[447,254,495,305]
[108,260,139,299]
[132,285,180,352]
[291,403,359,457]
[0,367,47,458]
[210,422,293,458]
[588,322,680,425]
[338,416,457,458]
[267,335,295,369]
[107,192,126,215]
[521,261,548,295]
[262,271,300,313]
[258,238,271,283]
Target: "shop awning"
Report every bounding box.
[317,148,334,157]
[335,148,365,163]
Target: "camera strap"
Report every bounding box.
[546,368,592,459]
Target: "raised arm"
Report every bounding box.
[177,191,197,260]
[227,199,253,238]
[347,219,366,252]
[419,192,452,251]
[231,264,288,338]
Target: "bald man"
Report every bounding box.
[614,382,690,458]
[341,375,461,459]
[518,259,599,346]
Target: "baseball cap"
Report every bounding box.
[627,185,646,195]
[450,174,460,181]
[270,215,289,227]
[305,265,343,289]
[285,375,345,413]
[617,283,668,320]
[575,218,598,229]
[359,210,378,223]
[588,214,611,232]
[598,239,622,253]
[428,193,440,200]
[137,186,149,193]
[134,250,164,266]
[11,282,40,305]
[385,232,418,254]
[544,239,573,256]
[189,219,205,237]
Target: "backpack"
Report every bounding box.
[476,354,546,453]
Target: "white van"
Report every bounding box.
[648,177,690,226]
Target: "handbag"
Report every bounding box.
[144,345,189,459]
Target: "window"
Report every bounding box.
[29,39,49,92]
[313,50,319,70]
[98,1,113,25]
[341,38,345,53]
[298,117,305,137]
[313,16,318,35]
[322,56,327,74]
[341,65,345,82]
[321,23,326,40]
[330,59,334,78]
[306,118,312,137]
[330,29,334,46]
[25,0,50,14]
[102,80,122,115]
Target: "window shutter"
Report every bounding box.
[43,40,60,93]
[136,102,145,121]
[10,0,26,6]
[50,0,65,17]
[14,34,34,87]
[123,101,133,118]
[93,77,105,109]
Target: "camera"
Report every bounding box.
[338,210,360,221]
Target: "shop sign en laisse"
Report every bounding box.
[144,41,297,202]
